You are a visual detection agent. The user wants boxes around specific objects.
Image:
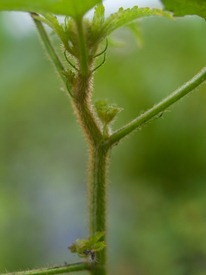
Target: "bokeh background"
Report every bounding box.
[1,0,206,274]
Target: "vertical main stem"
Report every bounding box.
[89,144,109,275]
[33,13,110,275]
[75,17,89,77]
[72,77,109,275]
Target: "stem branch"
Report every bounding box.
[108,67,206,146]
[1,262,90,275]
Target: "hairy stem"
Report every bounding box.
[72,77,108,274]
[31,13,108,274]
[89,144,110,275]
[73,94,102,146]
[75,17,89,77]
[71,20,109,273]
[71,18,108,275]
[90,146,108,239]
[1,263,90,275]
[107,67,206,146]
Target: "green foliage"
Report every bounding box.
[33,13,78,57]
[101,6,172,36]
[84,6,173,50]
[69,232,106,260]
[31,5,173,79]
[95,100,122,137]
[160,0,206,19]
[95,100,122,126]
[0,0,101,18]
[92,3,105,33]
[89,6,172,59]
[29,4,174,93]
[33,13,69,47]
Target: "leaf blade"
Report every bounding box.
[160,0,206,19]
[0,0,102,18]
[102,6,172,35]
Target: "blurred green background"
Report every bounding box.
[1,10,206,275]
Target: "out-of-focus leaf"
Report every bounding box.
[127,22,144,48]
[0,0,102,18]
[160,0,206,19]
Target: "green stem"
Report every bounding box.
[73,96,102,146]
[70,16,108,275]
[90,146,109,235]
[0,263,90,275]
[31,12,108,275]
[75,17,89,76]
[30,13,66,86]
[89,144,109,275]
[71,21,109,272]
[72,78,107,274]
[108,67,206,146]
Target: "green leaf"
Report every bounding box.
[88,3,105,45]
[0,0,102,18]
[68,232,106,259]
[92,3,105,28]
[87,231,105,245]
[102,6,172,35]
[160,0,206,19]
[35,14,66,40]
[95,100,122,126]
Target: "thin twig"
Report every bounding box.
[64,50,79,71]
[107,67,206,146]
[92,52,106,72]
[0,262,91,275]
[94,39,108,58]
